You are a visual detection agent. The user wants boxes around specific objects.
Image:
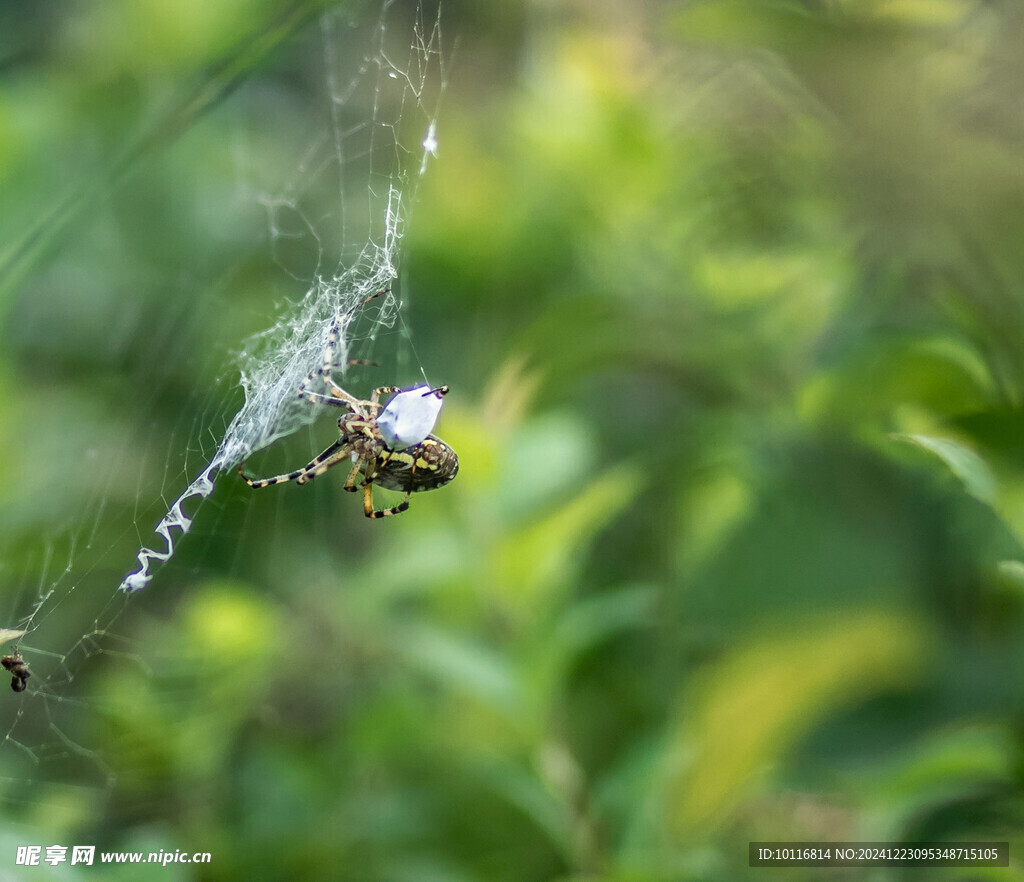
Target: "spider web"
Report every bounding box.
[0,0,445,805]
[123,0,445,593]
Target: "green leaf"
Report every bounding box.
[663,609,927,832]
[494,463,643,610]
[390,625,524,716]
[552,585,656,660]
[893,433,997,505]
[471,756,574,861]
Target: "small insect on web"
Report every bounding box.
[0,628,29,693]
[237,292,459,518]
[1,654,30,694]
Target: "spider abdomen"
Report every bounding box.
[373,436,459,493]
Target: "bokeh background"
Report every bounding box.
[2,0,1024,879]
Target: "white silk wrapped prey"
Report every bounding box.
[376,385,447,450]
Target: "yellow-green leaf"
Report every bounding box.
[665,609,927,832]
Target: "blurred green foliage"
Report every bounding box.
[3,0,1024,879]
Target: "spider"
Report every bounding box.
[1,653,30,693]
[238,292,459,518]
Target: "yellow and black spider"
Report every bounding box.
[238,293,458,518]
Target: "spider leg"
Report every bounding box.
[298,358,366,409]
[238,439,352,488]
[343,454,366,493]
[369,385,402,408]
[362,449,411,518]
[365,448,394,480]
[363,482,410,518]
[298,387,361,409]
[298,291,388,408]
